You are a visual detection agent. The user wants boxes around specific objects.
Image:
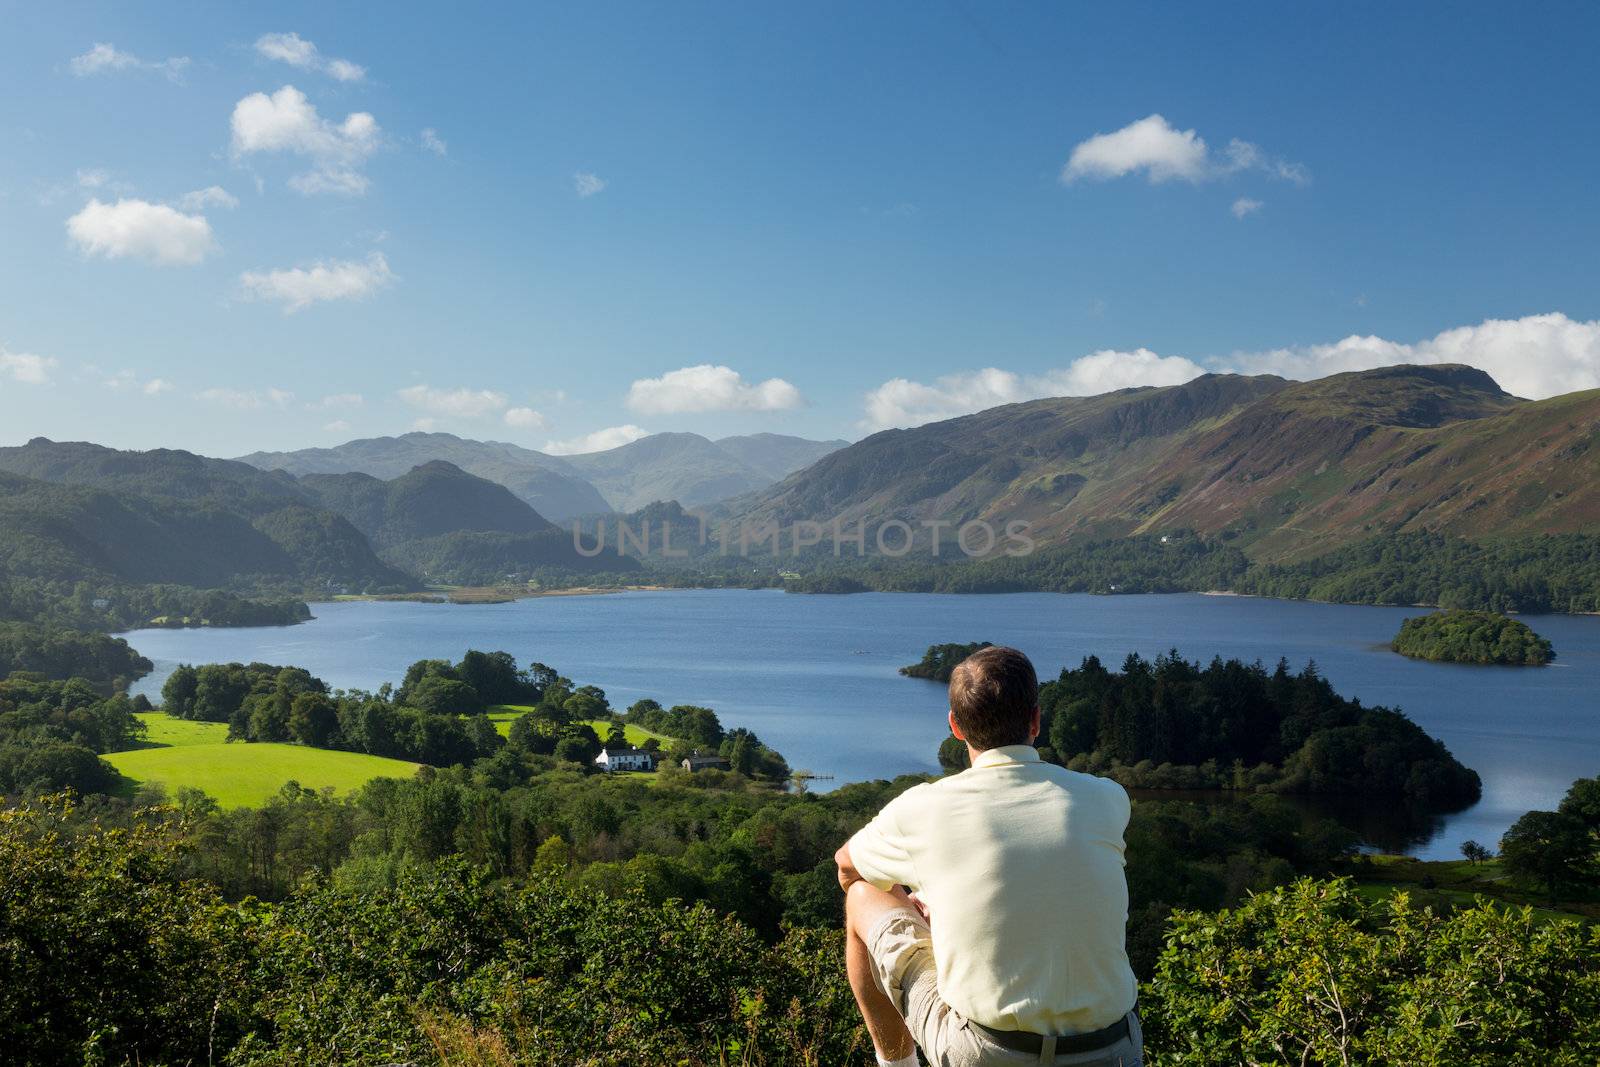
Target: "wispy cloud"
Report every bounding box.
[239,252,394,312]
[397,384,508,419]
[420,128,447,156]
[254,32,366,82]
[178,186,239,211]
[1,346,57,385]
[1231,197,1264,219]
[69,43,189,84]
[309,392,364,410]
[573,172,607,198]
[102,370,173,396]
[626,364,803,414]
[197,387,295,410]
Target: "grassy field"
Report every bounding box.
[1354,854,1596,922]
[486,705,670,746]
[106,713,423,809]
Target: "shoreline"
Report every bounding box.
[319,583,675,606]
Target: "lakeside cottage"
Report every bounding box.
[681,753,730,773]
[595,745,657,772]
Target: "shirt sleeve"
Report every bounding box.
[846,787,921,891]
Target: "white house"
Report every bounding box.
[595,745,657,772]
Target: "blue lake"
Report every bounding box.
[124,589,1600,860]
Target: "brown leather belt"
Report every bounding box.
[970,1011,1133,1057]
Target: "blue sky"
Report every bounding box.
[3,1,1599,456]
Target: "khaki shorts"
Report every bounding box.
[863,907,1143,1067]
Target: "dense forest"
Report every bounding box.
[1000,651,1482,809]
[898,640,992,680]
[6,769,1598,1064]
[1391,608,1555,665]
[785,532,1600,613]
[0,674,150,795]
[0,621,151,690]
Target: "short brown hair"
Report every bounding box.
[948,646,1038,750]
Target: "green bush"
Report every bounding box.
[1143,878,1600,1066]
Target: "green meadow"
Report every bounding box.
[106,713,422,809]
[487,704,669,745]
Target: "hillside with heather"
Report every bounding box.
[724,365,1600,563]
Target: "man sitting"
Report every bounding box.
[835,646,1141,1066]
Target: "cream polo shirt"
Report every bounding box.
[847,745,1137,1035]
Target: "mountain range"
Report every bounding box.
[721,364,1600,562]
[2,363,1596,603]
[237,431,847,517]
[0,440,621,590]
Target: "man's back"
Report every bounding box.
[848,744,1137,1035]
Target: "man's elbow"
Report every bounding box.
[834,842,857,891]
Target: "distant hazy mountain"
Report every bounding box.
[709,433,850,483]
[726,364,1600,561]
[237,432,609,521]
[238,430,848,515]
[555,431,844,512]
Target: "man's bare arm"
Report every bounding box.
[835,840,866,891]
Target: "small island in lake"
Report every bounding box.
[900,641,992,681]
[1391,609,1554,665]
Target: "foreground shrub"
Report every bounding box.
[0,797,256,1066]
[1143,878,1600,1066]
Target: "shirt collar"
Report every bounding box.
[970,744,1040,769]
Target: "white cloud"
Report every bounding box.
[230,85,379,196]
[69,43,189,83]
[238,252,394,312]
[66,198,216,266]
[1062,114,1306,186]
[503,407,546,429]
[1231,197,1263,219]
[101,370,172,395]
[310,392,364,410]
[197,387,295,410]
[1219,313,1600,401]
[324,419,352,434]
[420,128,447,156]
[1,347,57,385]
[411,417,439,432]
[254,32,365,82]
[397,384,508,419]
[626,364,804,414]
[863,349,1206,430]
[862,313,1600,430]
[543,424,651,455]
[573,172,607,197]
[178,185,239,211]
